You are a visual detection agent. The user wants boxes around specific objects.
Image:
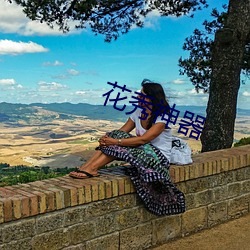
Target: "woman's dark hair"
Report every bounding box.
[141,79,170,129]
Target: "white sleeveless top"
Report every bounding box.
[130,109,172,161]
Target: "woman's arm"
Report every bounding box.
[118,118,135,133]
[100,122,166,147]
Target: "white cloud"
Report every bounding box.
[17,84,24,89]
[68,69,80,76]
[188,89,206,95]
[43,60,63,66]
[38,81,68,91]
[172,79,185,85]
[0,78,24,91]
[0,78,16,85]
[243,91,250,97]
[0,0,83,36]
[0,39,48,55]
[75,91,86,95]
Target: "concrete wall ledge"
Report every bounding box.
[0,145,249,249]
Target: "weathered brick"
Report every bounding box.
[58,179,85,205]
[185,178,208,193]
[84,194,136,219]
[228,182,241,198]
[241,179,250,193]
[124,177,131,194]
[175,182,187,193]
[64,207,85,226]
[181,206,207,235]
[239,154,247,168]
[12,197,22,220]
[207,161,213,175]
[91,183,99,201]
[208,201,227,227]
[212,160,218,175]
[111,179,119,197]
[231,155,238,170]
[61,185,78,206]
[172,166,180,183]
[235,168,246,181]
[62,244,85,250]
[195,189,214,207]
[130,183,136,193]
[44,190,56,211]
[36,212,64,234]
[22,183,55,212]
[228,194,249,219]
[120,222,152,250]
[0,200,5,223]
[32,228,70,250]
[2,218,36,243]
[1,198,12,222]
[198,163,205,177]
[67,222,96,244]
[152,214,181,245]
[221,159,229,172]
[0,238,32,250]
[179,166,185,181]
[169,167,176,182]
[0,187,16,198]
[52,186,70,208]
[83,184,92,203]
[247,153,250,166]
[48,187,65,210]
[228,156,234,170]
[103,179,112,198]
[184,165,190,180]
[115,207,147,230]
[116,176,125,195]
[245,166,250,179]
[86,232,119,250]
[213,185,228,201]
[93,213,118,237]
[194,164,201,179]
[98,181,105,200]
[32,191,47,214]
[185,193,196,210]
[11,189,38,216]
[189,164,195,180]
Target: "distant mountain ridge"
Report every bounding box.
[0,102,249,124]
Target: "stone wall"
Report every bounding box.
[0,145,249,250]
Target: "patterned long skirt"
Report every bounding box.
[97,130,185,216]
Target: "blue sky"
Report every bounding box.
[0,0,249,108]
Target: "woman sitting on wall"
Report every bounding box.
[69,79,185,216]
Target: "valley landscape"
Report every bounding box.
[0,102,249,168]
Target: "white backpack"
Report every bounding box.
[170,136,193,165]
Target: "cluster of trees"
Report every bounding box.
[0,164,77,186]
[8,0,250,152]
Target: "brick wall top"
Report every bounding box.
[0,145,249,224]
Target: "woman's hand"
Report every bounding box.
[98,135,117,147]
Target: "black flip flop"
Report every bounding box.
[69,169,100,179]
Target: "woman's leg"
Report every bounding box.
[70,150,116,178]
[81,150,103,168]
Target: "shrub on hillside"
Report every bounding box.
[234,137,250,147]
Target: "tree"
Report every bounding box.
[179,2,250,152]
[8,0,250,152]
[179,6,250,92]
[200,0,250,152]
[8,0,208,42]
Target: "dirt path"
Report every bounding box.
[151,213,250,250]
